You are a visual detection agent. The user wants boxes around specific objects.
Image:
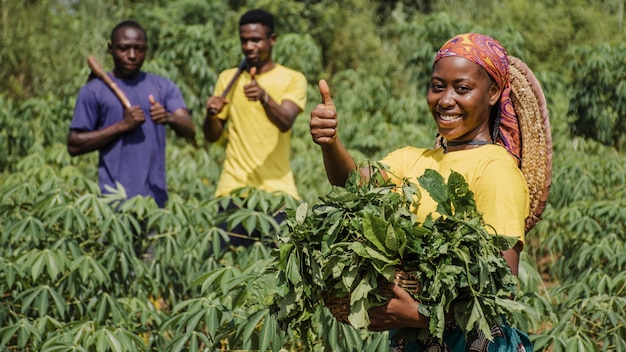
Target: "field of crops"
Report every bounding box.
[1,0,625,351]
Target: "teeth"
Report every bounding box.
[439,114,461,121]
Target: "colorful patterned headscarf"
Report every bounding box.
[434,33,521,165]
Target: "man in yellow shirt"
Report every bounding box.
[203,9,307,246]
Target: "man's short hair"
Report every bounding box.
[110,20,146,42]
[239,9,274,35]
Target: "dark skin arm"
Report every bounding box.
[309,79,358,185]
[245,66,301,132]
[203,67,301,142]
[203,95,227,143]
[68,96,195,156]
[67,105,145,156]
[310,79,523,332]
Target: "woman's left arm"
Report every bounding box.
[502,240,523,276]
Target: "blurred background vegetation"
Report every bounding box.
[1,0,625,351]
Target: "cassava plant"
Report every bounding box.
[273,164,522,344]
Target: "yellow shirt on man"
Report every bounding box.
[213,64,307,199]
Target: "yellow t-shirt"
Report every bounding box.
[380,145,529,243]
[214,64,307,199]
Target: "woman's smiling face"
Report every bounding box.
[427,56,501,144]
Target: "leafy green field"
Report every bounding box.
[1,0,625,351]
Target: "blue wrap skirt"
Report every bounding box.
[389,323,532,352]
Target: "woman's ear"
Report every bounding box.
[489,83,502,106]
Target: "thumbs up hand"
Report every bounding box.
[149,94,169,125]
[243,66,268,105]
[310,80,338,145]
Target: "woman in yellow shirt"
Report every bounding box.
[309,33,532,351]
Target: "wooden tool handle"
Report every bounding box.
[208,58,248,115]
[86,55,132,109]
[221,58,248,98]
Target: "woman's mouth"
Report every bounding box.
[437,113,462,122]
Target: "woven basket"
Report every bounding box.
[324,270,420,324]
[508,56,553,233]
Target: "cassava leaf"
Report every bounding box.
[447,171,477,216]
[273,165,520,343]
[362,213,390,254]
[418,169,452,216]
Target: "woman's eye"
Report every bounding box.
[430,83,444,91]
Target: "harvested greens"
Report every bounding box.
[273,165,521,341]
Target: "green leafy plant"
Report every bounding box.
[2,1,626,350]
[274,164,520,343]
[567,44,626,150]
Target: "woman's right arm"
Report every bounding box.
[310,80,358,186]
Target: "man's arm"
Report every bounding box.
[244,67,303,132]
[166,108,196,139]
[202,97,227,143]
[260,95,301,132]
[67,106,145,156]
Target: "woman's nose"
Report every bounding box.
[439,90,455,108]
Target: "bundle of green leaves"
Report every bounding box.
[273,164,521,341]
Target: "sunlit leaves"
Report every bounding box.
[0,0,625,350]
[568,44,626,149]
[39,322,148,352]
[16,285,66,319]
[70,256,111,286]
[0,156,251,349]
[274,33,323,82]
[0,318,43,349]
[275,166,518,343]
[17,249,67,282]
[162,296,229,351]
[3,216,45,246]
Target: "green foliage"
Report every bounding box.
[0,151,299,350]
[1,0,626,350]
[0,0,124,100]
[0,94,73,173]
[274,166,521,344]
[567,43,626,149]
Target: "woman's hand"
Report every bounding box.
[310,80,338,145]
[367,283,428,332]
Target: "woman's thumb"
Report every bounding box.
[318,80,334,106]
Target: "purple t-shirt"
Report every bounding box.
[70,72,187,208]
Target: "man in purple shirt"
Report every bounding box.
[68,20,195,209]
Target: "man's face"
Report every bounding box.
[109,26,147,80]
[239,23,275,68]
